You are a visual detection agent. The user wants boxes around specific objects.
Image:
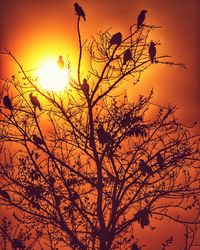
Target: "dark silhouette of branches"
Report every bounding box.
[0,4,199,250]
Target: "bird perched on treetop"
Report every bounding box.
[33,134,45,145]
[149,41,156,63]
[57,55,64,69]
[139,159,154,176]
[123,49,132,65]
[74,3,86,21]
[29,93,41,111]
[137,10,147,29]
[157,152,164,169]
[3,96,13,110]
[81,78,89,97]
[109,32,122,49]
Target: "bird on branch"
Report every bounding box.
[74,3,86,21]
[109,32,122,49]
[139,159,154,176]
[97,125,111,144]
[123,48,132,65]
[134,208,150,228]
[131,243,140,250]
[157,152,164,169]
[33,134,45,145]
[57,55,64,69]
[137,10,147,29]
[81,78,89,97]
[3,95,13,110]
[29,93,41,111]
[149,41,156,63]
[0,190,11,202]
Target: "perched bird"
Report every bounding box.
[29,93,41,111]
[149,41,156,63]
[123,49,132,65]
[74,3,86,21]
[97,125,111,144]
[134,209,150,228]
[81,78,89,97]
[132,243,139,250]
[57,55,64,69]
[139,159,154,176]
[109,32,122,49]
[12,239,24,249]
[137,10,147,29]
[33,134,45,145]
[157,152,164,169]
[3,95,13,110]
[0,190,11,202]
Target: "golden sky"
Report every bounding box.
[0,0,199,129]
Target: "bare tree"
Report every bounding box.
[0,4,199,250]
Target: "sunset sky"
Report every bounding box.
[1,0,200,129]
[0,1,200,249]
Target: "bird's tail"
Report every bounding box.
[150,57,154,63]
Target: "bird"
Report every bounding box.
[12,239,24,249]
[29,93,41,111]
[74,3,86,21]
[81,78,89,97]
[57,55,64,69]
[0,190,11,202]
[109,32,122,49]
[134,209,150,228]
[123,49,132,65]
[33,134,45,145]
[157,152,164,169]
[139,159,154,176]
[132,243,139,250]
[97,125,111,144]
[137,10,147,29]
[3,96,13,110]
[149,41,156,63]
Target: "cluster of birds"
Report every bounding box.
[73,4,156,63]
[139,153,165,176]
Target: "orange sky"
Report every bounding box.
[0,0,199,129]
[0,1,200,248]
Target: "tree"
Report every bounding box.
[0,4,200,250]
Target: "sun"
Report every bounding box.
[38,60,68,91]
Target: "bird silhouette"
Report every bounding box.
[3,95,13,110]
[134,209,150,228]
[97,125,111,144]
[74,3,86,21]
[109,32,122,49]
[139,159,154,176]
[0,190,11,202]
[29,93,41,111]
[12,238,24,249]
[81,78,89,97]
[157,152,164,168]
[57,55,64,69]
[33,134,45,145]
[137,10,147,29]
[123,49,132,65]
[149,41,156,63]
[132,243,139,250]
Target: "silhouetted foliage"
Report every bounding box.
[0,3,199,250]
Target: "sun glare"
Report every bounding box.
[38,60,68,91]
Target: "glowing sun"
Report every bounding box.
[38,60,68,91]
